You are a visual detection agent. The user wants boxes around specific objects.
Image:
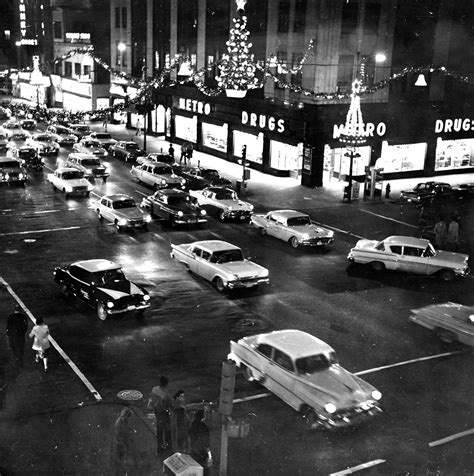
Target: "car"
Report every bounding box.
[399,182,455,204]
[94,194,151,231]
[347,235,470,281]
[228,329,382,430]
[170,239,269,292]
[46,124,78,146]
[130,161,186,190]
[0,157,27,185]
[65,153,109,182]
[82,132,117,150]
[72,138,108,157]
[20,118,37,131]
[111,141,145,162]
[0,132,9,151]
[172,164,232,190]
[136,152,174,166]
[26,133,60,155]
[46,167,93,198]
[141,189,207,226]
[409,302,474,346]
[0,107,11,120]
[7,131,29,148]
[53,258,150,320]
[1,119,23,138]
[189,186,254,221]
[10,146,43,170]
[67,123,91,139]
[251,209,335,249]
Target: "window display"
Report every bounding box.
[378,142,426,173]
[324,145,371,178]
[435,138,474,171]
[150,105,166,134]
[233,130,263,164]
[202,122,228,152]
[175,114,197,143]
[270,140,302,173]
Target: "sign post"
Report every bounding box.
[219,360,236,476]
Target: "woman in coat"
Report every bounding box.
[29,316,50,373]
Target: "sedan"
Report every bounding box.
[173,165,232,190]
[110,141,144,162]
[73,138,108,157]
[136,152,174,166]
[251,210,335,248]
[46,124,78,146]
[26,133,60,155]
[82,132,117,150]
[20,118,37,131]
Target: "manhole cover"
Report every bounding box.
[117,390,143,401]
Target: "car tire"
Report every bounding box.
[96,210,103,220]
[219,210,227,221]
[115,220,122,232]
[300,406,320,431]
[214,277,226,292]
[97,302,108,321]
[102,177,107,183]
[439,269,455,282]
[437,328,456,343]
[60,283,70,296]
[370,261,385,273]
[259,227,266,236]
[290,236,299,248]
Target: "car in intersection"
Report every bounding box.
[6,131,29,150]
[172,164,232,190]
[46,167,93,198]
[227,329,382,430]
[0,157,28,185]
[82,131,117,150]
[9,146,43,170]
[94,193,151,231]
[67,123,91,139]
[347,235,470,281]
[189,186,253,221]
[399,181,456,204]
[141,188,207,226]
[26,133,60,155]
[53,258,150,320]
[110,141,144,162]
[251,209,335,249]
[130,161,185,190]
[72,138,108,157]
[136,152,174,165]
[19,118,37,131]
[170,240,269,292]
[1,119,23,138]
[65,153,109,182]
[0,132,8,151]
[46,124,78,146]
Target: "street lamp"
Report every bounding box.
[117,42,126,73]
[29,55,44,109]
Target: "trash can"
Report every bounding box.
[163,452,203,476]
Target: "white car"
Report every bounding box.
[170,239,269,292]
[251,209,335,248]
[228,329,382,430]
[73,138,108,157]
[130,161,185,190]
[94,194,151,231]
[26,133,60,155]
[47,167,93,198]
[347,235,470,281]
[82,132,117,150]
[189,186,254,221]
[65,153,109,182]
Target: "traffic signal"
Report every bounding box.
[241,145,247,159]
[219,360,236,416]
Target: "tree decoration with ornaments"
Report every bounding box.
[338,79,367,146]
[216,0,260,97]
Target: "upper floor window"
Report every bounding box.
[364,3,381,35]
[278,0,290,33]
[341,1,359,34]
[293,0,306,32]
[115,6,127,29]
[53,21,62,39]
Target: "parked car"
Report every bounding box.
[94,193,151,231]
[130,161,185,190]
[20,118,37,131]
[136,152,174,165]
[67,123,91,139]
[251,209,335,249]
[65,153,109,182]
[46,124,78,146]
[110,141,144,162]
[347,235,470,281]
[26,133,60,155]
[399,182,456,204]
[189,186,254,221]
[0,157,27,185]
[170,239,269,292]
[72,138,108,157]
[173,164,232,190]
[46,167,93,198]
[141,188,207,226]
[227,329,382,430]
[53,258,150,320]
[410,302,474,346]
[82,132,117,150]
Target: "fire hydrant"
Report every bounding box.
[385,183,391,199]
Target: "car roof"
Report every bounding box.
[190,240,239,252]
[257,330,334,358]
[383,235,431,247]
[206,186,233,193]
[72,259,121,272]
[157,189,188,197]
[69,153,98,160]
[103,194,134,202]
[56,167,81,173]
[268,210,308,219]
[0,157,21,163]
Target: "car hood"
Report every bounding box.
[158,174,182,183]
[353,239,379,250]
[291,224,332,237]
[219,260,268,278]
[97,281,144,299]
[1,166,24,173]
[114,207,147,220]
[410,302,474,327]
[55,177,89,187]
[434,250,469,267]
[218,199,253,211]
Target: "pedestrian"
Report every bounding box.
[168,143,175,161]
[112,407,137,474]
[446,216,459,251]
[186,143,193,164]
[179,143,187,165]
[170,390,189,451]
[135,118,142,136]
[6,304,28,367]
[433,218,447,249]
[189,409,212,475]
[102,113,108,131]
[28,316,50,373]
[147,376,171,453]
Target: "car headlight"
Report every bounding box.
[249,204,254,211]
[106,301,114,308]
[143,294,150,301]
[301,234,309,240]
[180,178,186,185]
[371,390,382,401]
[200,209,206,216]
[177,211,184,217]
[324,403,336,414]
[85,169,93,174]
[118,218,127,226]
[19,173,24,179]
[66,185,73,192]
[87,183,93,191]
[228,205,233,211]
[161,179,167,185]
[144,214,152,223]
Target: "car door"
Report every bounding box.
[68,265,92,302]
[100,198,114,222]
[265,349,298,409]
[264,213,280,238]
[400,246,429,274]
[385,245,403,270]
[196,249,215,281]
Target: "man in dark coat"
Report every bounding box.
[189,409,211,474]
[6,305,29,367]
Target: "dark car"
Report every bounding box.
[46,124,78,146]
[53,258,150,320]
[111,141,145,162]
[141,188,207,226]
[13,146,43,170]
[67,123,91,139]
[399,182,456,205]
[173,164,232,190]
[0,157,28,185]
[20,119,37,131]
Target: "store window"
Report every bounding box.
[278,0,290,33]
[377,141,426,173]
[294,0,306,32]
[202,122,228,153]
[175,114,197,143]
[64,61,72,77]
[270,140,302,174]
[323,144,371,180]
[435,137,474,171]
[233,131,263,165]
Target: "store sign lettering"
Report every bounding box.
[435,118,474,133]
[178,98,211,115]
[241,111,285,133]
[333,122,386,139]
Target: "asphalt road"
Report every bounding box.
[0,120,473,475]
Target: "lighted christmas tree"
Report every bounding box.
[339,79,367,146]
[217,0,260,97]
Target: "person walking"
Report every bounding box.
[179,143,188,165]
[28,316,50,373]
[189,409,212,475]
[186,143,193,164]
[6,304,28,367]
[168,144,175,161]
[170,390,189,452]
[102,113,108,131]
[112,407,137,474]
[135,118,142,136]
[433,218,447,249]
[147,376,171,453]
[446,216,459,251]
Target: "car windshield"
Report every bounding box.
[202,169,219,178]
[168,196,191,206]
[35,136,51,141]
[125,143,139,150]
[214,190,236,200]
[211,249,244,263]
[96,268,126,284]
[73,126,89,132]
[0,160,20,168]
[62,171,83,179]
[95,133,111,139]
[153,166,171,174]
[423,244,436,257]
[81,158,100,166]
[296,352,338,374]
[287,216,311,227]
[113,199,136,209]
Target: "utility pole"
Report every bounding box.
[219,360,236,476]
[142,64,147,153]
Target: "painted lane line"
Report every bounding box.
[429,428,474,447]
[209,231,223,240]
[354,351,464,376]
[0,225,81,237]
[33,210,61,214]
[135,189,148,197]
[0,276,102,401]
[329,459,386,475]
[233,393,271,404]
[360,208,418,229]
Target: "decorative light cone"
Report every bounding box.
[414,73,428,87]
[225,89,247,98]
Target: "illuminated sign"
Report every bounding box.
[20,39,38,45]
[435,118,474,133]
[19,0,26,37]
[241,111,286,133]
[65,32,91,41]
[332,122,387,139]
[178,97,212,115]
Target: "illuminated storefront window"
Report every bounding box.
[270,140,302,173]
[175,115,197,143]
[324,145,371,178]
[378,141,426,173]
[233,131,263,164]
[202,122,228,152]
[435,137,474,171]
